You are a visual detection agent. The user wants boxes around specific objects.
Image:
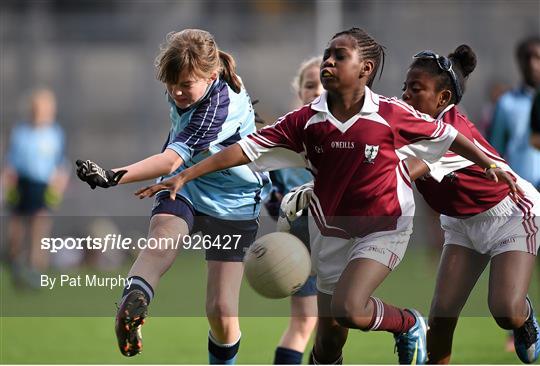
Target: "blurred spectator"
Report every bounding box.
[489,36,540,188]
[531,88,540,153]
[2,88,69,288]
[479,81,510,137]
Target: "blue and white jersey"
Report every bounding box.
[489,86,540,187]
[162,77,271,220]
[7,122,65,184]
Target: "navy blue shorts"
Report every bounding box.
[9,177,49,214]
[293,275,317,297]
[151,192,258,262]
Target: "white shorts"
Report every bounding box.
[308,215,413,295]
[440,183,540,257]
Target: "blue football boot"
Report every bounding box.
[394,309,428,364]
[514,297,540,364]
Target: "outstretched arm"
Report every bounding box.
[404,132,521,197]
[448,133,521,196]
[113,149,184,184]
[135,143,250,199]
[449,133,494,171]
[76,149,184,189]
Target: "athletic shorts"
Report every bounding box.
[9,176,48,214]
[440,184,540,257]
[308,214,413,295]
[151,192,259,262]
[289,210,317,297]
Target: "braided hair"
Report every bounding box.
[331,27,386,87]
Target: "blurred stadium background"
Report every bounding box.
[2,0,539,216]
[1,0,540,364]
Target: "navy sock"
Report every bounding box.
[274,347,303,364]
[122,276,154,304]
[208,331,240,364]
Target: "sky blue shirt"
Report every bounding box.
[270,168,313,195]
[489,86,540,187]
[7,122,65,184]
[161,77,270,220]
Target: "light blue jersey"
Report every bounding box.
[161,77,271,220]
[270,168,313,195]
[489,86,540,187]
[7,122,65,183]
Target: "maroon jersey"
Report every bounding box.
[239,87,458,238]
[415,105,511,217]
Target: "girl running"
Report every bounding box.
[401,45,540,364]
[76,29,270,363]
[135,28,518,364]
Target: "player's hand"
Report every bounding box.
[75,159,127,189]
[485,167,524,199]
[134,175,185,200]
[276,182,314,232]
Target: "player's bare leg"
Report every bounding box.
[332,257,428,364]
[427,245,489,364]
[206,260,243,364]
[331,258,391,329]
[278,295,317,353]
[311,292,348,364]
[29,209,52,272]
[488,251,539,363]
[488,251,534,329]
[206,260,243,342]
[116,214,188,357]
[7,214,25,284]
[128,214,189,288]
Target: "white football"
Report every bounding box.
[244,232,311,299]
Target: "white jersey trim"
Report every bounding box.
[395,124,458,163]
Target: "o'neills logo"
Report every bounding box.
[331,141,355,149]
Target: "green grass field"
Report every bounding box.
[0,316,524,364]
[1,248,539,364]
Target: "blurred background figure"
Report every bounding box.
[2,88,69,288]
[487,36,540,353]
[489,36,540,189]
[530,88,540,157]
[478,81,510,138]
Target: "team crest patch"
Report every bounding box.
[364,144,379,164]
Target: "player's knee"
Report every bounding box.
[206,297,237,318]
[489,297,527,329]
[289,316,317,338]
[331,299,371,330]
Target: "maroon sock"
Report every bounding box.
[367,297,416,334]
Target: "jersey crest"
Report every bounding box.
[364,144,379,164]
